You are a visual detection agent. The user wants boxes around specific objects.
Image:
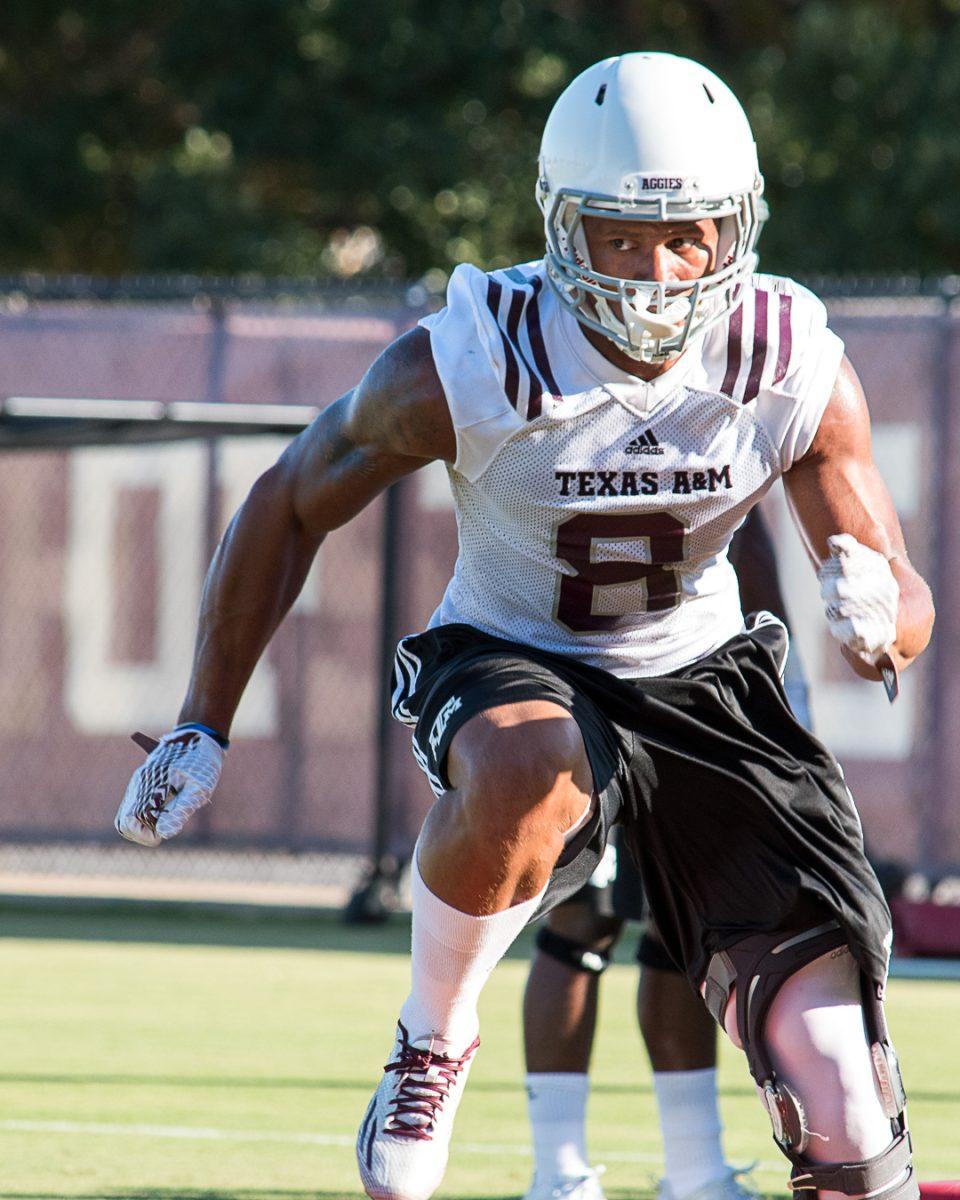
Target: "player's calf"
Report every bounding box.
[524,913,622,1072]
[396,702,596,1081]
[523,907,623,1198]
[359,852,548,1200]
[637,927,718,1072]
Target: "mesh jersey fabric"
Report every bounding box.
[419,260,844,678]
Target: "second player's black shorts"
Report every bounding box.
[391,619,892,988]
[574,829,648,924]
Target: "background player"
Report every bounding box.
[523,509,798,1200]
[115,53,933,1200]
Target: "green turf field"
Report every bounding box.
[0,905,956,1200]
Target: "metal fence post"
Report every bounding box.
[343,478,408,921]
[193,298,230,844]
[922,290,960,872]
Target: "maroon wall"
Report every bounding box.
[0,295,953,869]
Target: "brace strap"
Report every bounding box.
[704,921,915,1197]
[535,925,611,975]
[703,920,847,1086]
[789,1130,914,1197]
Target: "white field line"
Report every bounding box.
[0,1118,782,1170]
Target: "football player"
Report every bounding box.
[521,510,808,1200]
[116,54,933,1200]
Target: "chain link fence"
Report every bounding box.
[0,275,956,908]
[0,283,453,907]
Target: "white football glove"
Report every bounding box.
[115,727,225,847]
[817,533,900,664]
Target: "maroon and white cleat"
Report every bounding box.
[356,1020,481,1200]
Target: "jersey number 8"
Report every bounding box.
[553,512,686,632]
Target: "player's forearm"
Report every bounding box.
[178,466,324,736]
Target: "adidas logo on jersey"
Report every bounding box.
[625,430,664,455]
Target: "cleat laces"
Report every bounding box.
[382,1022,480,1140]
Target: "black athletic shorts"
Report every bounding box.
[576,828,647,923]
[576,836,677,970]
[391,620,892,987]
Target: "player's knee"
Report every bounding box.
[763,991,828,1067]
[704,927,916,1194]
[763,944,860,1064]
[547,900,623,953]
[448,701,592,836]
[764,949,894,1149]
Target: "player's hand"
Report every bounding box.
[817,533,899,665]
[115,727,225,847]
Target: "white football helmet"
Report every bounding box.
[537,53,766,364]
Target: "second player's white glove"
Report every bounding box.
[115,726,225,847]
[817,533,900,664]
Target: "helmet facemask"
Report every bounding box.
[541,185,765,366]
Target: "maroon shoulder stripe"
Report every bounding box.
[526,276,563,411]
[742,290,769,405]
[505,287,543,420]
[720,301,744,397]
[772,293,793,384]
[485,278,520,410]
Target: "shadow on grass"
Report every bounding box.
[0,903,412,955]
[0,1069,655,1095]
[0,1193,583,1200]
[0,1191,774,1200]
[0,903,545,961]
[0,1069,956,1106]
[0,1192,366,1200]
[0,1193,670,1200]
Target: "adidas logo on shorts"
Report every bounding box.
[625,429,664,455]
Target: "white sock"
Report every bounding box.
[526,1072,591,1182]
[399,849,547,1049]
[653,1067,728,1198]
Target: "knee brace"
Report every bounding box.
[636,929,682,973]
[703,920,917,1200]
[535,925,611,975]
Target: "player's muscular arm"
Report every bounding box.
[179,327,454,734]
[784,355,934,680]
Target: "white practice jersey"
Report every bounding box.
[419,260,844,678]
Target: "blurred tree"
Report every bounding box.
[746,0,960,273]
[0,0,958,281]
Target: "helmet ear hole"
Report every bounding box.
[715,214,739,271]
[568,215,591,273]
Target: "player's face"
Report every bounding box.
[577,216,719,378]
[583,216,718,284]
